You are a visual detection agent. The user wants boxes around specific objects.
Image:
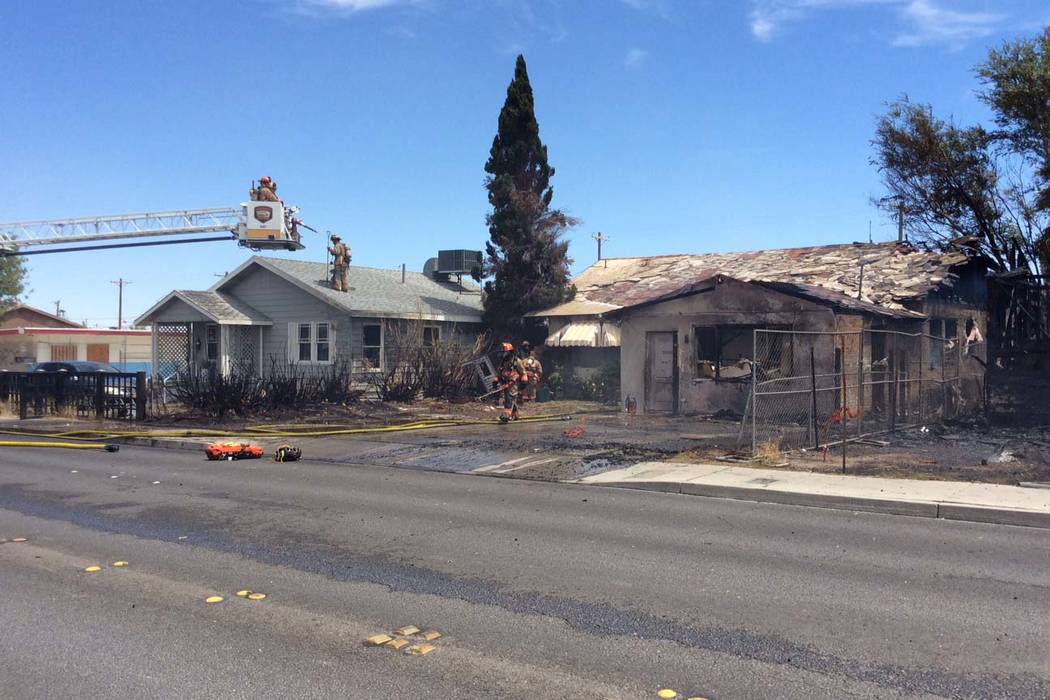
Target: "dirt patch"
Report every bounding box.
[678,422,1050,485]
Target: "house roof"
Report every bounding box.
[134,290,272,326]
[0,303,83,328]
[534,241,972,317]
[214,256,484,323]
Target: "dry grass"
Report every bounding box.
[754,437,784,466]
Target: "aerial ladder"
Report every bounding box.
[0,181,313,256]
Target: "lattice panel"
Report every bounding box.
[156,323,190,380]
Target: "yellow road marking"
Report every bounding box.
[395,625,421,636]
[658,690,678,699]
[205,595,224,604]
[84,565,102,573]
[112,561,128,567]
[236,590,251,597]
[384,639,409,651]
[247,592,267,601]
[421,630,442,641]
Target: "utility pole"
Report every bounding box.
[111,278,131,329]
[53,300,63,318]
[592,232,609,261]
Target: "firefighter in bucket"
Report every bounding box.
[495,341,529,423]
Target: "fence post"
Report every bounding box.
[856,332,864,439]
[810,347,818,450]
[840,334,847,474]
[751,329,757,455]
[889,333,897,432]
[918,335,925,424]
[135,372,147,421]
[944,342,953,419]
[94,372,105,419]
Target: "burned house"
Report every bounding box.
[533,241,987,415]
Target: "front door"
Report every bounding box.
[645,331,678,413]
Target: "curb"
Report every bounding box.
[44,431,1050,530]
[586,480,1050,529]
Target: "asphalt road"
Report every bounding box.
[1,441,1048,699]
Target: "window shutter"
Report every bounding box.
[328,321,336,362]
[287,322,297,364]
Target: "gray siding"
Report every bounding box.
[223,267,351,370]
[222,267,485,372]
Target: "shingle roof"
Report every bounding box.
[537,242,972,316]
[176,291,272,324]
[241,257,484,322]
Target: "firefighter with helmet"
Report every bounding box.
[495,341,528,423]
[254,175,280,202]
[519,340,542,401]
[328,234,351,292]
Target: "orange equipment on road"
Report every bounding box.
[205,442,264,461]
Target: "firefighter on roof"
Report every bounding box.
[328,234,351,292]
[495,341,528,423]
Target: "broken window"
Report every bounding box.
[929,319,957,370]
[694,325,787,381]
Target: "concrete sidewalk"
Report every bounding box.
[578,462,1050,528]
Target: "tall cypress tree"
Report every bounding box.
[482,54,575,333]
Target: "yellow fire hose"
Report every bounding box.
[0,441,118,451]
[0,412,585,443]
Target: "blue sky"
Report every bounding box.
[2,0,1047,327]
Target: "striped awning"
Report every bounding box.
[546,321,620,348]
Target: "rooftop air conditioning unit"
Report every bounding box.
[437,250,482,276]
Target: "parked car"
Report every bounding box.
[33,361,121,374]
[31,361,136,417]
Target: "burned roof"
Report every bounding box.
[539,242,971,316]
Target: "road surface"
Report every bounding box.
[1,441,1048,699]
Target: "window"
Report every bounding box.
[298,323,312,363]
[422,325,441,347]
[929,319,956,370]
[316,322,330,362]
[289,322,335,364]
[363,323,382,368]
[694,325,788,381]
[206,325,219,362]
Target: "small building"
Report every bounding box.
[0,303,83,330]
[0,326,152,372]
[134,255,484,380]
[532,241,987,414]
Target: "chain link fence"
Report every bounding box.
[744,329,985,458]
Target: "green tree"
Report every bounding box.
[0,256,27,309]
[872,28,1050,275]
[977,26,1050,268]
[482,54,575,332]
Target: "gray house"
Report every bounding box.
[135,256,484,380]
